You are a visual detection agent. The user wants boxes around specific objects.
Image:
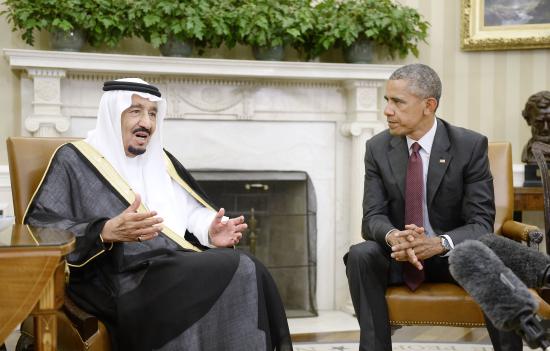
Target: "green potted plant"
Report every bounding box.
[298,0,337,61]
[194,0,239,53]
[1,0,134,50]
[315,0,429,63]
[131,0,237,57]
[82,0,134,48]
[234,0,312,61]
[131,0,197,56]
[1,0,88,50]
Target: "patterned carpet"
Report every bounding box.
[293,342,532,351]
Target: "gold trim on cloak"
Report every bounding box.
[22,143,67,224]
[22,142,113,267]
[163,154,214,211]
[71,140,203,253]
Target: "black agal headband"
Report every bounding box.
[103,80,161,98]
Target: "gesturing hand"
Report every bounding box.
[208,208,247,248]
[101,193,163,243]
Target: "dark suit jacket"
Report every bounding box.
[362,118,495,247]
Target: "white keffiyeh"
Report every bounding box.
[85,78,215,245]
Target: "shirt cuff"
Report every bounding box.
[201,210,217,247]
[385,228,398,247]
[440,234,454,257]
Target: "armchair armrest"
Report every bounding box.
[531,289,550,319]
[63,296,99,341]
[501,220,544,248]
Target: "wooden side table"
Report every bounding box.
[0,224,75,351]
[514,186,544,222]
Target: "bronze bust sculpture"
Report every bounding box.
[522,91,550,164]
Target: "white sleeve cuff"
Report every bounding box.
[440,234,454,257]
[190,208,216,247]
[385,229,398,247]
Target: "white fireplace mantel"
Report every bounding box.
[5,48,397,81]
[4,48,399,311]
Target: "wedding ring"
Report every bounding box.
[137,236,142,242]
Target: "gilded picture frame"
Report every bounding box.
[461,0,550,51]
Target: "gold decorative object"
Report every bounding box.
[461,0,550,51]
[248,208,258,256]
[244,183,269,191]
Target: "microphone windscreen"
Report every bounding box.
[479,233,550,288]
[449,240,538,330]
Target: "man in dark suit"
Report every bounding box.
[345,64,522,351]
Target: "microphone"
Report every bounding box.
[449,240,550,350]
[479,233,550,288]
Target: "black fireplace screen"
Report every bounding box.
[190,170,318,318]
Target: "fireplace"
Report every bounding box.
[191,170,317,317]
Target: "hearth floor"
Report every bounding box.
[289,310,492,344]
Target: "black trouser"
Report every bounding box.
[344,240,523,351]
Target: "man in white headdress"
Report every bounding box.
[25,78,293,351]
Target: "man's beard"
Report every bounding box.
[128,146,146,156]
[127,126,150,156]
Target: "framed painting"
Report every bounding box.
[461,0,550,50]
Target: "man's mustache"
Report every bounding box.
[132,127,151,135]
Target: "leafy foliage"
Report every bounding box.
[299,0,339,60]
[1,0,430,60]
[233,0,428,60]
[329,0,429,59]
[131,0,204,48]
[1,0,88,45]
[234,0,314,49]
[198,0,238,49]
[82,0,133,47]
[131,0,237,50]
[1,0,133,47]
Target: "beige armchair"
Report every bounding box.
[7,137,110,351]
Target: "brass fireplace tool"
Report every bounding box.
[248,208,258,255]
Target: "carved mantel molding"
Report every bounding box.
[25,68,69,137]
[4,49,397,133]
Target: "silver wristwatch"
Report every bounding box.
[440,236,451,252]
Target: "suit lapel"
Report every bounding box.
[388,136,408,199]
[427,119,452,206]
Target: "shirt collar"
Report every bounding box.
[406,118,438,154]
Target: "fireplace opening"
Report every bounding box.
[190,170,318,318]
